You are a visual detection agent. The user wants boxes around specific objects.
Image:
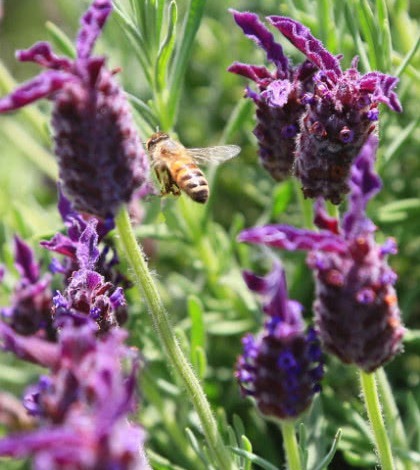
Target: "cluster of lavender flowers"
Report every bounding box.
[229,10,401,204]
[0,193,148,468]
[236,136,405,421]
[0,1,150,468]
[232,10,405,422]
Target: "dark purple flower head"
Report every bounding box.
[237,262,323,419]
[268,16,401,204]
[239,137,405,372]
[0,0,151,219]
[46,216,128,331]
[1,237,55,339]
[0,322,149,469]
[228,10,317,182]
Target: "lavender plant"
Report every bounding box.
[0,0,418,469]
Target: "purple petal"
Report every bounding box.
[268,16,341,77]
[244,262,302,324]
[76,0,113,59]
[359,72,402,112]
[76,222,100,269]
[0,70,74,112]
[0,322,59,367]
[342,135,382,237]
[17,42,72,70]
[109,287,126,309]
[260,79,292,107]
[230,9,289,74]
[57,186,79,223]
[227,62,273,84]
[13,236,40,283]
[0,428,83,459]
[238,225,347,253]
[40,233,76,259]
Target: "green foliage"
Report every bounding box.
[0,0,419,469]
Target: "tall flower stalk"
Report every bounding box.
[115,206,235,470]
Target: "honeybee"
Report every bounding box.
[146,132,240,203]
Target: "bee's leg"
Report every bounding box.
[156,167,180,197]
[168,173,181,197]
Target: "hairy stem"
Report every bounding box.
[359,369,395,470]
[280,420,302,470]
[115,205,235,470]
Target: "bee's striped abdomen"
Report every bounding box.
[172,161,209,203]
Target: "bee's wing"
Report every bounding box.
[185,145,241,164]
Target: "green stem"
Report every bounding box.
[294,180,314,229]
[359,369,395,470]
[376,367,413,470]
[280,420,302,470]
[115,206,235,470]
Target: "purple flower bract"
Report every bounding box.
[0,0,151,219]
[228,10,317,182]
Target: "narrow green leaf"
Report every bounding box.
[232,414,246,442]
[191,345,207,379]
[126,92,159,131]
[146,449,189,470]
[45,21,76,58]
[185,428,209,465]
[395,35,420,78]
[356,0,378,69]
[167,0,206,128]
[155,0,166,43]
[219,99,253,145]
[188,295,206,351]
[137,0,151,52]
[406,393,420,453]
[377,198,420,223]
[343,4,371,71]
[229,447,280,470]
[375,0,392,70]
[1,120,57,181]
[240,436,253,470]
[155,1,177,92]
[311,429,342,470]
[298,422,308,470]
[112,4,153,84]
[381,117,420,165]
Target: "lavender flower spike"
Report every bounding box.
[237,262,323,419]
[0,322,149,469]
[0,0,151,219]
[239,136,405,372]
[1,237,54,339]
[268,16,402,204]
[228,10,317,182]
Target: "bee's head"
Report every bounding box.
[146,132,170,151]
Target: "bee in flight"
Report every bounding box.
[146,131,240,203]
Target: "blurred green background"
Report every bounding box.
[0,1,419,469]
